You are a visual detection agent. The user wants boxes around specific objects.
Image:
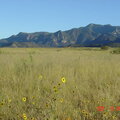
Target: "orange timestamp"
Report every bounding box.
[96,106,120,111]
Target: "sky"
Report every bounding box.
[0,0,120,38]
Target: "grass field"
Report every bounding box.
[0,47,120,120]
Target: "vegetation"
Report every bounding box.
[111,48,120,54]
[0,48,120,120]
[101,46,110,50]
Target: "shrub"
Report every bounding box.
[111,48,120,54]
[101,46,109,50]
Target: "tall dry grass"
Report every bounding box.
[0,48,120,120]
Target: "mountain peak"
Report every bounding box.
[86,23,101,27]
[18,32,28,35]
[55,30,62,33]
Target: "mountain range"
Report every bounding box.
[1,23,120,47]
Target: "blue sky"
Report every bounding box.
[0,0,120,38]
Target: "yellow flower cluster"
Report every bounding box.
[81,110,90,118]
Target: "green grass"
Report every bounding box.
[0,47,120,120]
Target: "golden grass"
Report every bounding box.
[0,47,120,120]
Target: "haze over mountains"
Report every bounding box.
[1,23,120,47]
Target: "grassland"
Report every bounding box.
[0,47,120,120]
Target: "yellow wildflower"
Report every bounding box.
[32,96,35,99]
[39,75,43,80]
[0,100,5,106]
[8,99,12,103]
[61,77,66,83]
[22,113,27,120]
[60,98,64,103]
[53,86,58,92]
[112,115,117,119]
[84,112,89,117]
[52,98,56,101]
[101,98,105,102]
[81,110,86,114]
[22,97,27,102]
[75,86,78,89]
[106,83,110,88]
[32,102,35,105]
[103,112,108,118]
[1,102,4,106]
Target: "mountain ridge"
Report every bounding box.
[1,23,120,47]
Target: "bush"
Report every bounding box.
[101,46,109,50]
[111,48,120,54]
